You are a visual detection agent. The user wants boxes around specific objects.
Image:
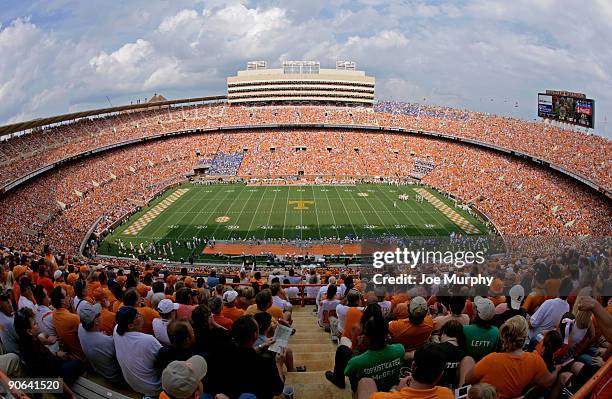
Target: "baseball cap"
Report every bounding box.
[92,287,108,302]
[78,302,101,325]
[222,290,238,304]
[53,270,63,280]
[161,355,207,399]
[475,298,496,321]
[157,299,179,315]
[116,306,138,335]
[328,276,336,285]
[409,296,428,317]
[509,285,525,310]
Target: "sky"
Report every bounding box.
[0,0,611,137]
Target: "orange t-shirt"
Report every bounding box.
[99,308,116,336]
[544,279,561,298]
[369,386,454,399]
[245,304,284,320]
[221,306,245,322]
[523,289,546,314]
[112,301,123,313]
[472,352,547,399]
[136,306,160,335]
[389,315,434,352]
[342,307,364,339]
[53,308,84,359]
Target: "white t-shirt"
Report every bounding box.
[529,298,570,339]
[335,304,364,334]
[284,286,299,299]
[152,318,171,346]
[79,326,123,383]
[0,313,19,354]
[318,299,341,323]
[305,284,320,299]
[113,327,162,396]
[272,295,292,311]
[18,296,36,311]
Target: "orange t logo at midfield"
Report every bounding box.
[288,200,314,209]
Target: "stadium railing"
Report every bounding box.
[571,356,611,399]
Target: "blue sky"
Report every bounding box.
[1,0,611,137]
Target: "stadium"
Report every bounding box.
[0,59,611,399]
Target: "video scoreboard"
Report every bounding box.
[538,90,595,128]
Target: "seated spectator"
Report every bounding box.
[52,286,85,359]
[318,284,340,329]
[389,296,434,352]
[154,299,178,346]
[245,289,288,325]
[271,282,292,312]
[0,290,19,355]
[92,287,116,335]
[17,277,36,311]
[216,315,284,398]
[123,287,159,335]
[210,296,233,330]
[283,278,299,299]
[207,269,219,288]
[156,319,197,371]
[332,289,363,339]
[160,355,207,399]
[77,302,123,383]
[113,306,163,396]
[463,298,499,362]
[466,316,559,399]
[252,311,305,373]
[468,383,497,399]
[175,287,197,320]
[14,307,82,397]
[528,288,570,343]
[221,290,245,321]
[434,295,469,331]
[366,343,454,399]
[33,285,58,349]
[493,285,527,327]
[327,304,405,392]
[435,319,466,388]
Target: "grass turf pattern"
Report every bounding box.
[98,183,491,261]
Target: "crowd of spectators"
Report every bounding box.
[1,103,610,190]
[208,152,245,176]
[0,126,610,257]
[0,243,609,398]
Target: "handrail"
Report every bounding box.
[572,356,612,398]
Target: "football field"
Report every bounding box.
[98,183,491,260]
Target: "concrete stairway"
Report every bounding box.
[283,305,352,399]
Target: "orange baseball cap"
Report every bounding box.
[79,265,89,274]
[67,273,79,284]
[92,287,107,302]
[136,283,149,297]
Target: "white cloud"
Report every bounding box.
[0,0,611,137]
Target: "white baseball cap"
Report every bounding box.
[157,299,179,314]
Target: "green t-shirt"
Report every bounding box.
[463,324,500,361]
[344,343,405,391]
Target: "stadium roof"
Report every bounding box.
[0,95,227,138]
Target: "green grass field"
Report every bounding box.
[97,183,491,261]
